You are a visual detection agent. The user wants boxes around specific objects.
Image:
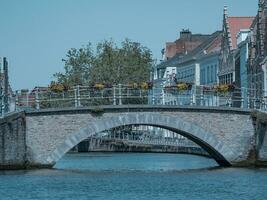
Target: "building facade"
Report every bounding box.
[176,31,222,86]
[234,30,250,108]
[151,31,222,105]
[200,53,219,86]
[219,6,254,85]
[247,0,267,100]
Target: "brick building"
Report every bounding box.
[164,29,211,60]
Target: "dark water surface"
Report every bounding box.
[0,153,267,200]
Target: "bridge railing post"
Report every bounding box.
[247,89,250,109]
[200,86,204,106]
[264,98,267,111]
[161,87,165,105]
[240,87,245,109]
[260,98,265,111]
[264,97,267,111]
[253,96,256,109]
[228,97,232,108]
[15,90,19,111]
[74,88,77,107]
[25,91,29,107]
[139,88,142,98]
[190,85,194,106]
[77,85,81,107]
[113,85,116,105]
[1,93,5,117]
[35,87,40,110]
[152,91,155,105]
[119,84,122,105]
[241,96,244,109]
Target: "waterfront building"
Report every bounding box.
[151,31,222,105]
[247,0,267,101]
[176,31,222,86]
[175,31,222,106]
[153,30,217,88]
[234,30,250,108]
[153,29,212,87]
[151,30,213,104]
[219,6,254,84]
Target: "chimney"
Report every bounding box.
[180,29,192,40]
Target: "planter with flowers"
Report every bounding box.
[176,82,192,92]
[140,82,149,90]
[213,84,236,95]
[128,83,139,89]
[49,82,65,93]
[94,83,105,90]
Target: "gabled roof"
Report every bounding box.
[227,17,254,49]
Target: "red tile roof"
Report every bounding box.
[227,17,254,49]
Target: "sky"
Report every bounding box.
[0,0,258,90]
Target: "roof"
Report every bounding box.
[156,31,222,69]
[157,31,222,69]
[227,17,254,49]
[178,31,222,64]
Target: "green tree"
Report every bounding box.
[89,39,120,84]
[119,39,152,84]
[54,39,153,86]
[54,43,95,86]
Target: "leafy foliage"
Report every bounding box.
[54,39,153,86]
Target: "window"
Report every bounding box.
[200,69,204,85]
[230,73,233,83]
[213,65,215,83]
[203,69,206,84]
[214,65,217,82]
[207,66,210,83]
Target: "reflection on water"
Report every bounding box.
[55,152,218,172]
[0,153,267,200]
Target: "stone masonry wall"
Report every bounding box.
[251,111,267,165]
[25,107,255,167]
[0,111,26,169]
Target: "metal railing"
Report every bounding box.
[9,84,267,112]
[100,137,200,148]
[89,129,201,148]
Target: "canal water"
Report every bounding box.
[0,153,267,200]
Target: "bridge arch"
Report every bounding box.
[46,113,236,167]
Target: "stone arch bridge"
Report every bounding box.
[0,105,267,169]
